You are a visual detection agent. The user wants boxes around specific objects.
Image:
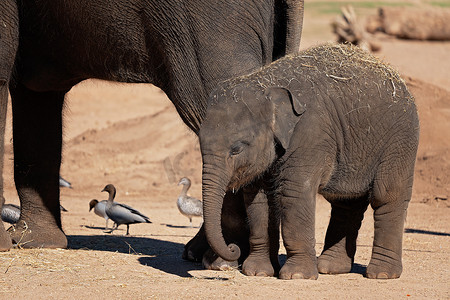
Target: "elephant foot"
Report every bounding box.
[0,225,12,251]
[182,227,209,262]
[279,256,318,280]
[182,240,208,262]
[242,255,274,277]
[366,254,402,279]
[317,255,352,274]
[317,246,353,274]
[202,248,239,271]
[7,220,67,249]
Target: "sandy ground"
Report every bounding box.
[1,4,449,299]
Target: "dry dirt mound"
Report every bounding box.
[406,77,450,205]
[63,105,202,196]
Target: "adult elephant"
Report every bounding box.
[0,0,19,251]
[0,0,304,254]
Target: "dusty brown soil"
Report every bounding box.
[1,5,449,299]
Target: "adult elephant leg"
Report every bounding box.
[0,83,12,251]
[366,173,413,279]
[318,199,368,274]
[182,223,208,262]
[0,0,19,252]
[8,83,67,248]
[242,183,277,277]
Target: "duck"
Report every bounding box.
[59,175,70,212]
[101,184,151,235]
[1,203,67,225]
[177,177,203,228]
[59,176,72,189]
[1,203,20,225]
[89,199,111,230]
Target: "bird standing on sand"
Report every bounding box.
[177,177,203,227]
[89,199,111,230]
[102,184,151,235]
[59,176,72,189]
[59,175,71,212]
[1,204,20,225]
[1,203,67,224]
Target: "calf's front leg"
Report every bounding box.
[242,183,280,277]
[279,175,318,280]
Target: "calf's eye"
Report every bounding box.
[230,141,249,156]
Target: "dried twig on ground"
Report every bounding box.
[332,5,380,52]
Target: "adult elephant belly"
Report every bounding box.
[17,47,156,92]
[16,25,157,92]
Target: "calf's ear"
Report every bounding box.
[265,87,305,150]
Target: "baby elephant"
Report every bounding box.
[199,44,419,280]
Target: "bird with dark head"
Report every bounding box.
[101,184,151,235]
[2,203,67,225]
[1,204,20,225]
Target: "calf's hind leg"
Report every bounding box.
[318,199,368,274]
[366,174,413,279]
[8,84,67,248]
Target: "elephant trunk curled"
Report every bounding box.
[202,156,241,262]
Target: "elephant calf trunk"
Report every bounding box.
[202,165,242,262]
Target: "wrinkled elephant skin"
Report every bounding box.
[0,0,304,254]
[199,44,419,279]
[0,0,18,251]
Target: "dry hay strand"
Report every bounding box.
[219,43,411,104]
[209,43,415,115]
[1,247,80,274]
[299,43,405,85]
[295,44,415,104]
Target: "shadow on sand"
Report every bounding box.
[278,254,366,276]
[68,235,203,278]
[162,223,201,229]
[83,225,110,231]
[405,228,450,237]
[68,236,370,279]
[350,263,366,275]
